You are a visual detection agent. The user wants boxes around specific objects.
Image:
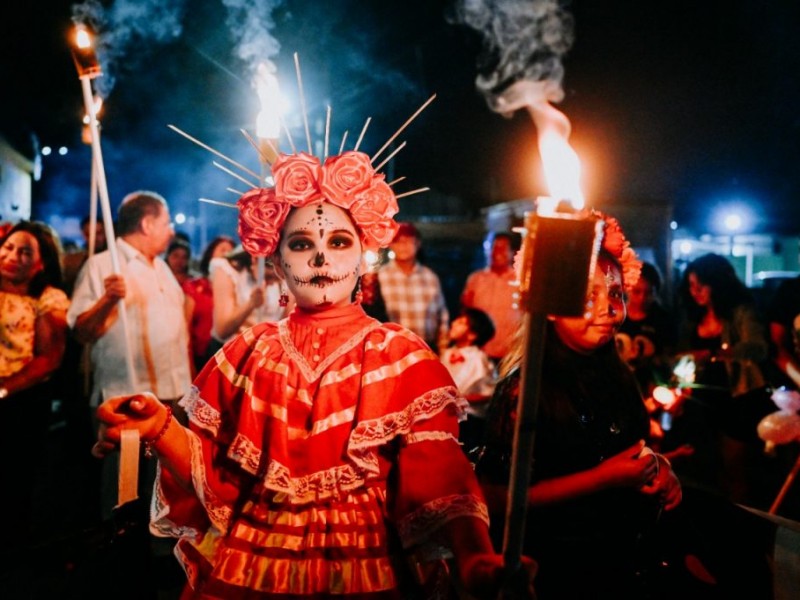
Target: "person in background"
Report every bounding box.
[441,307,497,452]
[91,150,534,598]
[767,273,800,389]
[182,235,235,373]
[615,262,679,449]
[62,216,107,297]
[67,190,192,518]
[670,253,769,504]
[616,262,676,394]
[207,245,287,359]
[0,221,69,556]
[165,237,192,287]
[461,231,522,364]
[378,222,449,353]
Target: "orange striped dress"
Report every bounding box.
[152,303,488,598]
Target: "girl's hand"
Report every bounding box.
[596,440,659,489]
[639,454,683,510]
[91,393,167,458]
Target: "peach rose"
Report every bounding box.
[272,152,323,207]
[237,188,292,257]
[349,179,400,249]
[602,216,627,257]
[320,151,376,210]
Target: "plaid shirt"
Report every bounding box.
[378,261,449,352]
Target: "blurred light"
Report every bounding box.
[364,250,379,267]
[723,213,743,232]
[58,146,68,156]
[653,386,676,406]
[387,250,396,260]
[174,212,187,225]
[42,146,52,156]
[670,221,678,230]
[679,240,693,254]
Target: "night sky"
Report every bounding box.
[2,0,799,247]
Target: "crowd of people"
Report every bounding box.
[0,172,795,597]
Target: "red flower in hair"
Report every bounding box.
[593,211,642,290]
[348,179,400,249]
[237,188,291,257]
[272,152,323,206]
[320,151,375,209]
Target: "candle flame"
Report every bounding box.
[254,61,281,140]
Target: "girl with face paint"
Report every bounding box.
[92,151,532,598]
[476,221,691,598]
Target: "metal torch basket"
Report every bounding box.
[518,210,603,317]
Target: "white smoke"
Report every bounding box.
[449,0,574,111]
[221,0,283,74]
[71,0,187,98]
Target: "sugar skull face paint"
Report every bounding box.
[275,202,363,310]
[553,254,626,354]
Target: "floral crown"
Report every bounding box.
[592,210,642,291]
[237,151,399,257]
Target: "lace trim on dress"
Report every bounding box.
[218,385,466,503]
[278,318,381,382]
[150,429,232,537]
[180,386,222,435]
[396,493,490,549]
[404,431,460,445]
[347,386,465,474]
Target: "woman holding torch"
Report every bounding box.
[91,149,535,599]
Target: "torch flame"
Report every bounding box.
[254,62,281,140]
[535,109,584,210]
[492,80,585,210]
[75,26,92,50]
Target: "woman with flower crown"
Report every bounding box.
[92,150,534,599]
[474,215,775,599]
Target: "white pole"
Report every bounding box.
[88,155,98,257]
[79,76,138,390]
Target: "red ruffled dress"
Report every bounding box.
[152,303,488,598]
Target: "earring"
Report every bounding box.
[353,276,363,304]
[279,285,289,307]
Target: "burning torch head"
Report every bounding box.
[71,25,102,79]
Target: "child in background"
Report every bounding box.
[441,307,497,451]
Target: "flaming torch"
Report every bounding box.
[71,23,139,502]
[498,79,602,586]
[253,62,281,292]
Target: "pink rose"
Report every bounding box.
[237,188,292,257]
[320,151,375,210]
[363,219,400,249]
[349,179,400,249]
[272,152,323,207]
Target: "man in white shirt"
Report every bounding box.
[68,190,191,517]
